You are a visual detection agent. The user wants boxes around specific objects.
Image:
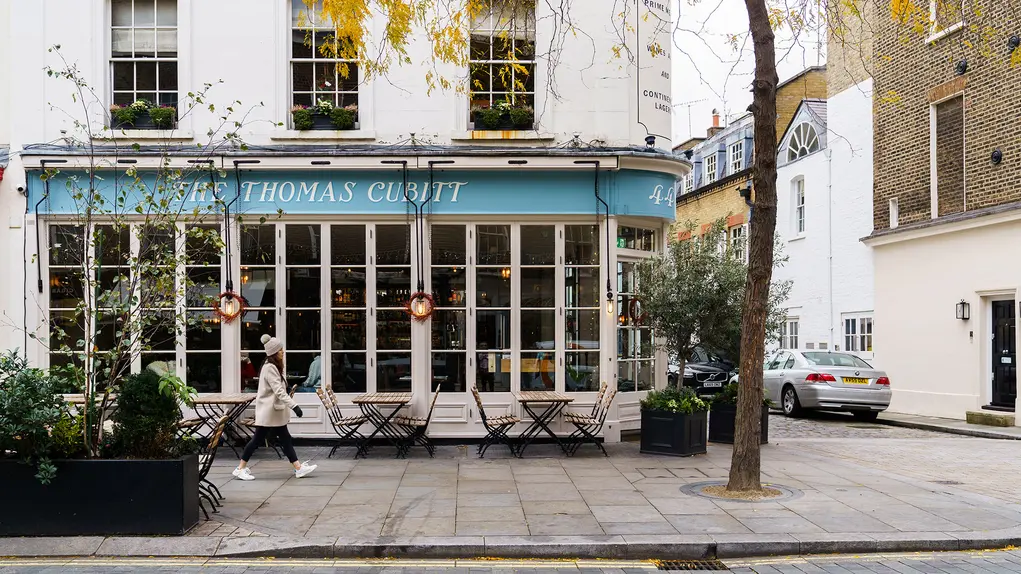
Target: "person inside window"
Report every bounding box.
[241,353,258,391]
[297,354,322,393]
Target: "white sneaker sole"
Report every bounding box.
[294,465,317,479]
[232,470,255,481]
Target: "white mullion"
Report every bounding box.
[174,221,186,380]
[366,224,377,393]
[604,217,618,392]
[321,224,331,395]
[276,223,286,359]
[555,223,565,393]
[466,224,477,395]
[510,224,521,396]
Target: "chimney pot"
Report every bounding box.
[712,109,720,128]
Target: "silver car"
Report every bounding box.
[765,350,891,421]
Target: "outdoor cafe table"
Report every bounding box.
[190,393,256,457]
[351,392,413,458]
[62,393,119,418]
[515,391,574,457]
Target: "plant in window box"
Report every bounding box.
[639,386,708,456]
[148,105,177,130]
[708,382,770,445]
[471,101,534,130]
[110,99,176,130]
[292,100,358,130]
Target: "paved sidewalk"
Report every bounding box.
[877,412,1021,440]
[5,437,1021,560]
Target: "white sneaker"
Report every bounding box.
[232,467,255,481]
[294,462,317,479]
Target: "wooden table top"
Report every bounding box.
[62,393,117,404]
[516,391,574,403]
[352,392,413,405]
[192,393,255,405]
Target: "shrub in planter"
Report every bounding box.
[708,382,770,444]
[329,104,357,130]
[109,103,139,127]
[291,105,314,130]
[639,386,709,456]
[109,370,196,459]
[508,106,534,129]
[0,352,65,483]
[148,105,177,129]
[472,106,504,129]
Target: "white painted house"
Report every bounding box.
[773,83,876,360]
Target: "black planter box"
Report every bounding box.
[639,409,707,457]
[112,116,175,130]
[472,110,534,131]
[0,455,199,536]
[708,404,770,445]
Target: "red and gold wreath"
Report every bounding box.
[213,291,247,323]
[406,292,435,322]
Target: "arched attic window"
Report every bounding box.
[786,122,820,162]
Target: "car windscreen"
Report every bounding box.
[802,352,873,369]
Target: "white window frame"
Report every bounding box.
[728,141,744,175]
[468,0,537,111]
[793,178,806,235]
[704,154,717,185]
[786,123,820,162]
[729,224,747,263]
[289,1,360,115]
[110,0,179,109]
[842,313,874,355]
[781,317,799,350]
[683,173,693,195]
[889,198,899,229]
[928,0,965,42]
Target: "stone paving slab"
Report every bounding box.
[877,412,1021,440]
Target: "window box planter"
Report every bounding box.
[708,403,770,445]
[112,115,160,130]
[291,108,359,131]
[471,110,534,131]
[0,455,199,536]
[639,409,708,457]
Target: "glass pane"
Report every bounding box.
[113,62,134,91]
[331,268,366,307]
[636,360,654,391]
[565,225,599,265]
[136,61,157,90]
[476,267,510,307]
[240,352,262,392]
[432,267,466,307]
[286,224,321,265]
[431,225,465,265]
[50,269,84,309]
[565,267,599,308]
[292,30,313,59]
[521,268,554,308]
[135,0,155,25]
[520,352,555,391]
[520,225,554,265]
[521,310,555,350]
[376,268,411,307]
[186,311,220,350]
[139,225,174,262]
[49,226,84,266]
[288,353,322,393]
[133,28,156,57]
[617,261,636,294]
[378,310,411,350]
[376,225,411,265]
[95,225,130,266]
[617,362,635,392]
[293,62,314,92]
[95,314,124,352]
[332,310,366,350]
[332,352,367,393]
[566,309,600,348]
[241,225,275,265]
[112,0,133,26]
[112,29,133,57]
[141,313,176,350]
[286,310,321,350]
[476,225,510,265]
[432,352,466,393]
[286,267,321,307]
[331,225,366,265]
[50,311,85,352]
[618,227,657,251]
[186,268,220,307]
[241,309,275,350]
[156,0,177,25]
[186,353,222,393]
[432,310,466,350]
[476,352,511,392]
[96,269,131,309]
[378,353,412,393]
[566,352,600,392]
[477,310,510,350]
[241,268,275,308]
[186,225,221,265]
[141,352,176,373]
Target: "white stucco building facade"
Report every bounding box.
[0,0,686,440]
[773,82,875,362]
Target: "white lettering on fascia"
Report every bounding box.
[278,181,296,202]
[259,182,279,202]
[298,182,318,202]
[241,181,258,201]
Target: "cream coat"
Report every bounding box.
[254,362,296,427]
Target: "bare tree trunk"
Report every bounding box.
[728,0,779,493]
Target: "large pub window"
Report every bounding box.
[375,225,412,392]
[519,225,556,391]
[284,225,323,392]
[617,261,654,392]
[240,225,277,392]
[48,226,85,371]
[475,225,512,392]
[331,225,368,394]
[565,225,601,392]
[431,225,468,393]
[184,225,222,393]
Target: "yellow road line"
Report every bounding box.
[0,556,660,568]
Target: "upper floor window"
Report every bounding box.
[684,174,694,194]
[704,154,717,185]
[843,314,874,353]
[728,141,744,174]
[729,225,746,263]
[469,0,536,126]
[931,0,963,36]
[780,318,799,350]
[111,0,178,108]
[290,1,359,124]
[786,123,819,162]
[794,178,806,234]
[617,226,657,252]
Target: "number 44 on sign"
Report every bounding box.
[648,183,677,207]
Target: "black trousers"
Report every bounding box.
[241,425,298,464]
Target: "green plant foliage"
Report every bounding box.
[148,106,176,129]
[474,107,503,129]
[0,351,65,483]
[292,107,314,130]
[711,382,773,407]
[50,411,86,459]
[329,106,356,130]
[49,363,84,393]
[110,370,191,459]
[508,106,533,129]
[640,386,708,415]
[109,104,138,126]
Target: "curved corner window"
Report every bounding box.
[786,123,820,162]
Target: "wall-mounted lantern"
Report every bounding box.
[956,300,971,321]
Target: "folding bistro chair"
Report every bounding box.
[470,386,520,458]
[564,385,617,457]
[240,384,298,459]
[316,387,367,458]
[198,415,231,520]
[395,383,441,457]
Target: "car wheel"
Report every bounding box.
[852,411,879,422]
[781,385,802,417]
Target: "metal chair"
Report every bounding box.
[564,385,617,457]
[316,387,367,458]
[198,415,230,520]
[394,383,441,457]
[470,386,520,458]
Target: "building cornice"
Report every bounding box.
[862,201,1021,247]
[676,169,753,206]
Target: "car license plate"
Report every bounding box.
[703,382,723,388]
[843,377,869,385]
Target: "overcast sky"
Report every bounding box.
[670,0,825,144]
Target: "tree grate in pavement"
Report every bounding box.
[656,559,730,571]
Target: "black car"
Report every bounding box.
[666,348,736,396]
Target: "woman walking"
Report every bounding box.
[232,335,317,480]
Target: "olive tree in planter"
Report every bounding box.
[709,382,771,445]
[640,386,709,456]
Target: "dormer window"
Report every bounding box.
[786,122,819,162]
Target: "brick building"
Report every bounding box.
[863,2,1021,422]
